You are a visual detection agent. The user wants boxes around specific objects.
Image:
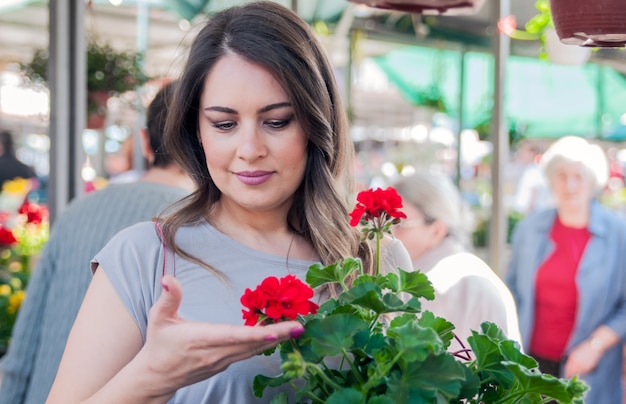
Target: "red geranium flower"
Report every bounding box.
[241,274,319,326]
[18,200,48,225]
[349,187,406,227]
[0,225,18,246]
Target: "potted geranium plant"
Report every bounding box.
[242,187,587,403]
[20,40,149,128]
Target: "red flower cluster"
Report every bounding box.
[349,187,407,227]
[0,226,18,246]
[241,275,319,326]
[18,201,48,225]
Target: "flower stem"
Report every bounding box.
[375,230,381,276]
[307,363,344,391]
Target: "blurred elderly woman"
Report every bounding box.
[392,171,522,353]
[505,136,626,403]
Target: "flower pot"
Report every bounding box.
[86,90,109,130]
[348,0,483,14]
[545,27,591,65]
[549,0,626,47]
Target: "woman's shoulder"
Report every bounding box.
[111,221,161,242]
[589,201,626,237]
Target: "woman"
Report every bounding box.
[506,135,626,403]
[392,171,522,352]
[47,2,410,403]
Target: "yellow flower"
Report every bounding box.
[0,284,11,296]
[7,290,25,314]
[1,177,30,195]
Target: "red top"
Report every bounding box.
[530,216,591,360]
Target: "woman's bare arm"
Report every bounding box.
[48,270,303,403]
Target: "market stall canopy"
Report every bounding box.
[373,45,626,140]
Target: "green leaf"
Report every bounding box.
[387,320,445,362]
[479,321,508,340]
[468,332,516,387]
[340,282,423,314]
[306,258,362,288]
[303,314,369,357]
[387,353,465,401]
[418,311,456,348]
[269,392,289,404]
[353,273,387,289]
[395,268,435,300]
[368,395,397,404]
[253,373,292,398]
[325,388,365,404]
[502,361,588,403]
[456,363,481,400]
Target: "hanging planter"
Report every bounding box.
[20,41,150,130]
[86,90,110,130]
[348,0,483,14]
[549,0,626,47]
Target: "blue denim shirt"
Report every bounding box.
[505,200,626,403]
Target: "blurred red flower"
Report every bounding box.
[241,274,319,326]
[18,200,48,225]
[0,226,18,246]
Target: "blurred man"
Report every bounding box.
[0,82,194,403]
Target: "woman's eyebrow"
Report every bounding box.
[203,102,291,114]
[204,106,236,113]
[259,102,291,113]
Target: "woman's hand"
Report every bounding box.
[563,339,603,378]
[563,326,620,378]
[129,275,304,397]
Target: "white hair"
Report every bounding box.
[393,171,474,247]
[540,136,609,192]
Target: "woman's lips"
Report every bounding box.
[235,171,274,185]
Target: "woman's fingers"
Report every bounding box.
[149,275,184,325]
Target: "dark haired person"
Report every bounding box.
[0,82,194,404]
[0,130,36,190]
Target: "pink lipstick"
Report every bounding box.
[235,171,273,185]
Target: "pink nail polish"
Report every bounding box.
[264,335,277,341]
[290,327,305,339]
[160,277,170,292]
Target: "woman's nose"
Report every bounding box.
[237,124,267,160]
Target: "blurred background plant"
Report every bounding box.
[20,39,149,94]
[20,39,150,120]
[0,177,49,354]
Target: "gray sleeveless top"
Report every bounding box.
[92,220,411,403]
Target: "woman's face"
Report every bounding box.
[549,160,596,212]
[392,201,443,263]
[198,53,308,215]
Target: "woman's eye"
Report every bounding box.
[266,119,290,129]
[212,121,236,131]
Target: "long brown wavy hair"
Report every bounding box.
[158,1,374,283]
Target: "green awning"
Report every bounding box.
[373,45,626,140]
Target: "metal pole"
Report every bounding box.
[455,45,466,188]
[133,0,149,172]
[489,0,510,275]
[48,0,85,224]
